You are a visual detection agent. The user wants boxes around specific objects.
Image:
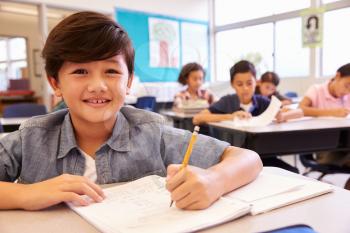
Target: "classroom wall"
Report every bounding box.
[0,0,209,99]
[115,0,209,21]
[278,77,328,96]
[0,12,42,96]
[16,0,116,14]
[1,0,328,100]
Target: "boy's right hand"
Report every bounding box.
[231,111,252,120]
[329,108,350,117]
[19,174,105,210]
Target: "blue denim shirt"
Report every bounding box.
[0,107,229,184]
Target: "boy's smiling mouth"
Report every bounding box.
[83,98,111,106]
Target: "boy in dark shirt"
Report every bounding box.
[193,60,298,173]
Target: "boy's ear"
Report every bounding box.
[47,76,62,97]
[126,74,134,95]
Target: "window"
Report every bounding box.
[0,36,28,90]
[322,0,341,4]
[275,18,309,77]
[214,0,350,81]
[215,0,309,26]
[322,7,350,76]
[216,23,273,81]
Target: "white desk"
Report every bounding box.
[0,117,30,132]
[208,117,350,156]
[0,167,349,233]
[160,110,196,119]
[160,110,196,131]
[0,117,29,126]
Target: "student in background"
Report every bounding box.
[299,63,350,117]
[0,11,262,210]
[193,60,298,173]
[173,62,215,108]
[255,71,292,106]
[299,63,350,187]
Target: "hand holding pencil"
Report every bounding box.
[168,126,200,207]
[166,125,223,210]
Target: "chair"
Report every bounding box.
[3,103,47,118]
[300,153,350,180]
[135,96,156,112]
[284,91,298,98]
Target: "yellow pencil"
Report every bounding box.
[169,126,200,207]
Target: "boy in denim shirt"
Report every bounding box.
[0,12,262,210]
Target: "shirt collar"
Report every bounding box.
[105,111,131,152]
[248,95,259,113]
[185,88,203,98]
[57,113,79,159]
[57,111,131,159]
[324,79,339,101]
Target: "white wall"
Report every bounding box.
[115,0,208,21]
[0,0,209,100]
[15,0,115,14]
[0,12,42,95]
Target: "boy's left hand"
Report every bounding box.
[166,164,222,210]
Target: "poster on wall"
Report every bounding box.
[148,17,180,68]
[181,22,208,68]
[301,8,325,48]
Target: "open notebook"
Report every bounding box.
[68,171,333,233]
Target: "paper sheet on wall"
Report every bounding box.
[224,95,282,127]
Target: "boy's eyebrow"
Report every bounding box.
[105,58,122,65]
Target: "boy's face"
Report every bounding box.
[259,82,276,97]
[187,70,204,91]
[231,72,256,104]
[48,55,133,127]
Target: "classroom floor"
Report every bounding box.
[281,155,350,190]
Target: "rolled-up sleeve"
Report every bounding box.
[161,125,229,168]
[0,131,22,182]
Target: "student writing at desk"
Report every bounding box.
[0,12,262,210]
[173,62,215,108]
[193,60,298,173]
[299,63,350,189]
[255,71,292,106]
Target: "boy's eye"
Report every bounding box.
[106,69,119,74]
[72,69,88,75]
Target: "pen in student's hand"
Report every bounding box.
[169,126,200,207]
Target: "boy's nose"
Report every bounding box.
[87,76,108,93]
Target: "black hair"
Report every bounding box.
[230,60,256,83]
[337,63,350,77]
[260,71,280,86]
[177,62,205,85]
[42,11,134,80]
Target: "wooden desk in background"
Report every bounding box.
[0,167,349,233]
[208,117,350,157]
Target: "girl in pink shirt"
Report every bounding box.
[173,63,215,108]
[299,63,350,189]
[300,63,350,117]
